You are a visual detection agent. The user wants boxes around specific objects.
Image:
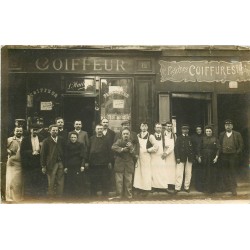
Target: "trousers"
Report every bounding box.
[115,172,133,198]
[175,159,192,190]
[220,153,238,192]
[47,162,64,197]
[90,164,110,196]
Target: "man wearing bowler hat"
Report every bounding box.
[218,119,243,196]
[20,123,46,198]
[174,124,194,193]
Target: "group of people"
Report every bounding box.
[5,116,244,203]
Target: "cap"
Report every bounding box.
[224,119,233,125]
[121,120,130,126]
[161,121,167,126]
[181,124,190,129]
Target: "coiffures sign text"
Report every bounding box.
[159,60,250,83]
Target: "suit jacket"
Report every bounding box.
[174,135,194,163]
[103,128,115,148]
[40,136,65,173]
[20,135,42,169]
[112,138,138,173]
[114,130,139,156]
[219,130,244,154]
[58,129,68,145]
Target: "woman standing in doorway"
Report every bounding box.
[198,125,220,194]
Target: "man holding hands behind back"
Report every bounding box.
[40,124,65,198]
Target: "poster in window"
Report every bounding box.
[40,101,52,111]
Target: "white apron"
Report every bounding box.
[151,138,168,188]
[164,135,176,185]
[6,138,24,202]
[133,136,152,190]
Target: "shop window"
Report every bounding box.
[100,78,133,132]
[137,80,152,127]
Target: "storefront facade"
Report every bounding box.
[2,46,250,167]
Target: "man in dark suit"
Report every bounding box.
[101,118,116,192]
[174,124,194,193]
[101,118,115,148]
[218,119,244,196]
[40,124,65,198]
[55,117,68,144]
[20,124,46,198]
[87,124,112,197]
[191,125,204,192]
[37,118,50,142]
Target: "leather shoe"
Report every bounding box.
[174,190,181,194]
[184,189,190,193]
[166,188,172,194]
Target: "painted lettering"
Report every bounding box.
[117,60,126,71]
[94,59,102,70]
[189,65,195,76]
[104,59,113,71]
[35,57,49,70]
[72,58,80,71]
[53,59,63,71]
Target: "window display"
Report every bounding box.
[100,78,133,132]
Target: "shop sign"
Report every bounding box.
[159,60,250,83]
[65,78,95,93]
[33,57,134,74]
[28,88,58,98]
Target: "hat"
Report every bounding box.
[30,123,41,129]
[161,119,167,125]
[224,119,233,125]
[121,120,130,126]
[15,119,25,122]
[181,124,190,129]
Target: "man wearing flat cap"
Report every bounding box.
[218,119,243,196]
[20,123,45,198]
[174,124,194,193]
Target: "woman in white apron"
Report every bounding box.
[6,127,24,202]
[133,123,157,196]
[151,123,168,189]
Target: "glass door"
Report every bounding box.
[100,78,133,132]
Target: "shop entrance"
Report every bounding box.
[63,97,95,136]
[217,94,250,172]
[171,93,212,135]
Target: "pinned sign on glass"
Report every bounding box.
[40,101,53,111]
[113,99,124,109]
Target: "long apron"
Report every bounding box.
[151,139,168,188]
[164,136,176,185]
[133,137,152,190]
[6,144,24,202]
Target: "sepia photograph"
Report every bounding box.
[1,1,250,250]
[1,45,250,204]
